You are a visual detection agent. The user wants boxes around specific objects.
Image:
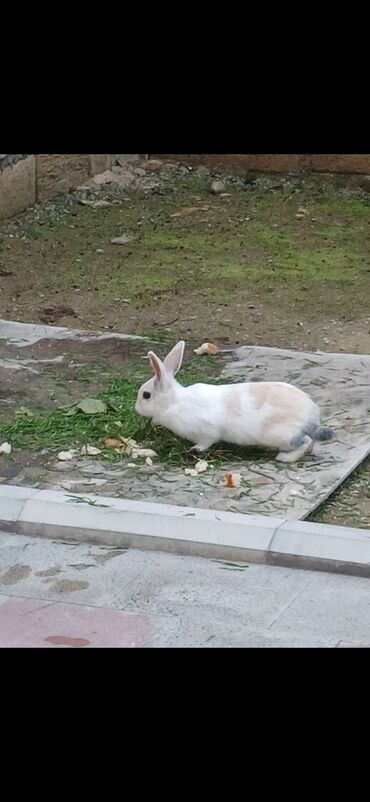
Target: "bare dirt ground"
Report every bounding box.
[0,158,369,525]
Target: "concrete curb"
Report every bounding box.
[1,485,370,577]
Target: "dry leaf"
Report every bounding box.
[104,436,137,456]
[80,445,102,456]
[193,342,218,356]
[224,472,241,488]
[195,460,209,473]
[0,442,12,455]
[134,448,157,458]
[104,437,124,449]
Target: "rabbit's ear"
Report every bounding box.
[148,351,164,382]
[163,341,185,376]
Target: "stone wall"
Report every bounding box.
[150,154,370,176]
[0,154,114,220]
[1,154,370,221]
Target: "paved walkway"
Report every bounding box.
[0,531,369,647]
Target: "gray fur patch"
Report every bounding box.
[291,421,333,447]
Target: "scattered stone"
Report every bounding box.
[211,180,225,194]
[111,233,135,245]
[139,159,163,173]
[92,170,117,186]
[170,206,203,219]
[57,450,77,461]
[79,199,110,209]
[115,155,140,167]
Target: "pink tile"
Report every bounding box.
[0,596,153,647]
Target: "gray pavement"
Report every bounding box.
[1,530,369,647]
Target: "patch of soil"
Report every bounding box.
[0,162,369,526]
[39,306,77,324]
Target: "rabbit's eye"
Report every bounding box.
[143,391,151,399]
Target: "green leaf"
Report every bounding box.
[64,406,78,416]
[15,405,34,418]
[76,398,107,415]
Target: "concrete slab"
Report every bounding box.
[269,519,370,575]
[0,319,144,347]
[9,341,369,523]
[1,530,370,647]
[1,321,369,523]
[9,486,281,562]
[221,345,370,519]
[2,485,370,577]
[0,486,39,524]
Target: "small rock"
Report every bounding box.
[79,199,110,209]
[92,170,117,186]
[115,155,140,167]
[113,170,136,189]
[211,180,225,194]
[57,450,77,461]
[139,159,163,173]
[111,233,135,245]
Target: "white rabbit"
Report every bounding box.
[135,341,334,463]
